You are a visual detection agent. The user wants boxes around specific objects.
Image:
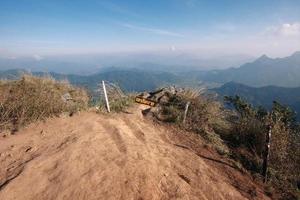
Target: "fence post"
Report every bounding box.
[102,80,110,113]
[262,124,272,183]
[183,101,190,124]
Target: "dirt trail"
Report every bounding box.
[0,105,269,200]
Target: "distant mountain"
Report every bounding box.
[0,57,101,75]
[192,51,300,87]
[2,68,300,119]
[66,69,184,92]
[212,82,300,118]
[0,52,254,74]
[0,69,26,79]
[0,69,185,92]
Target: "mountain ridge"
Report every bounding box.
[212,82,300,119]
[191,51,300,87]
[0,68,185,92]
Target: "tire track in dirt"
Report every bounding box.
[102,122,127,153]
[121,117,146,143]
[0,146,39,190]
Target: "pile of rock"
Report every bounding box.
[138,86,180,103]
[138,86,186,121]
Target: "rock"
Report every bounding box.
[62,93,72,102]
[158,95,170,104]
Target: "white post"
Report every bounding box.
[102,80,110,113]
[183,101,190,124]
[263,124,272,183]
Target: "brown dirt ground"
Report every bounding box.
[0,105,270,200]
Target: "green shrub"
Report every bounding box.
[224,95,300,198]
[157,88,229,155]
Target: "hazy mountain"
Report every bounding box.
[193,51,300,87]
[0,68,185,92]
[0,57,101,75]
[2,68,300,119]
[0,52,254,74]
[212,82,300,118]
[66,69,184,92]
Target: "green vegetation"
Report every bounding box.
[0,68,186,93]
[213,81,300,120]
[224,95,300,199]
[0,75,89,132]
[154,89,299,199]
[155,88,230,155]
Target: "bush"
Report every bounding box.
[224,95,300,199]
[156,88,229,155]
[97,95,135,113]
[0,75,89,132]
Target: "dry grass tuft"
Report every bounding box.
[156,88,230,155]
[97,95,135,113]
[179,90,229,155]
[0,74,89,132]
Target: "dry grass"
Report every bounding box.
[157,88,230,155]
[154,90,299,198]
[179,90,229,155]
[0,74,89,132]
[97,95,135,113]
[178,88,202,100]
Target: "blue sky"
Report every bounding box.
[0,0,300,57]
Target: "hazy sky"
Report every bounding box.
[0,0,300,57]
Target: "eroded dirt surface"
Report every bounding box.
[0,105,270,200]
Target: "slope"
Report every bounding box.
[0,68,183,92]
[212,82,300,119]
[0,105,269,200]
[189,51,300,87]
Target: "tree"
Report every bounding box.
[271,101,297,128]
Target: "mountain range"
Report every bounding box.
[0,52,254,75]
[1,51,300,118]
[189,51,300,87]
[212,82,300,119]
[0,69,184,92]
[1,51,300,88]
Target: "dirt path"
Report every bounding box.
[0,105,269,200]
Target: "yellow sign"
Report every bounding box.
[135,97,156,107]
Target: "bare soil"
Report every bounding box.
[0,105,270,200]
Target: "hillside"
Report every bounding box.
[212,82,300,119]
[2,51,300,90]
[191,51,300,87]
[65,69,183,92]
[0,57,99,75]
[0,53,254,74]
[0,69,186,92]
[0,105,269,200]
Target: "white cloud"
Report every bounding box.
[265,22,300,37]
[121,23,184,38]
[279,23,300,36]
[170,45,176,52]
[33,54,44,61]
